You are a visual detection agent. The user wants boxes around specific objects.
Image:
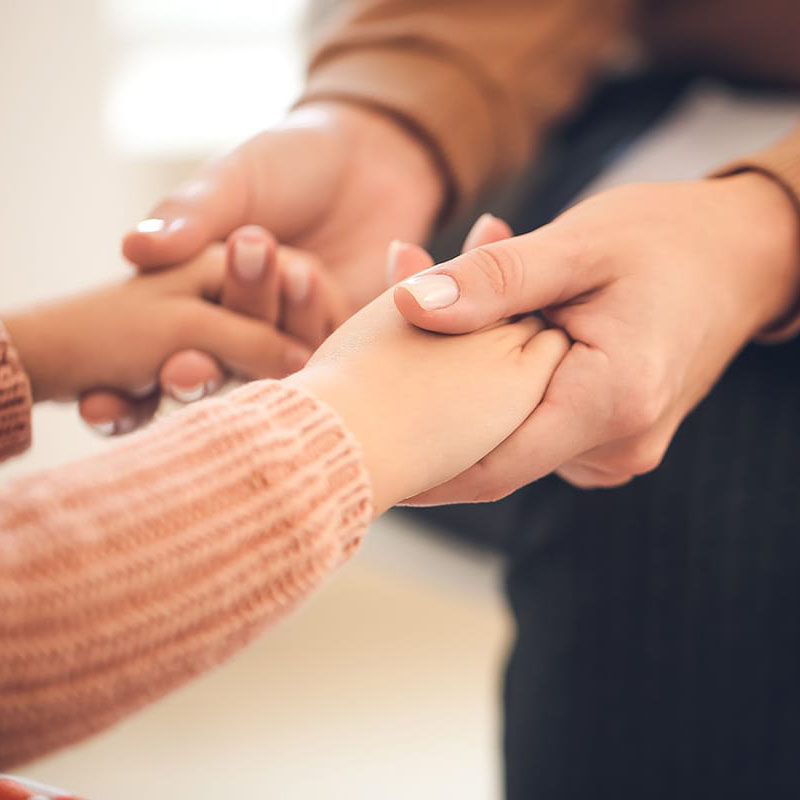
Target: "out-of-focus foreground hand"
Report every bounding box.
[393,175,800,500]
[81,102,444,434]
[3,240,314,429]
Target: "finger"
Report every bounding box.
[555,463,634,489]
[280,248,349,348]
[404,340,609,505]
[122,154,249,270]
[78,389,160,436]
[394,226,594,334]
[462,212,513,252]
[221,225,280,322]
[386,240,434,284]
[191,304,312,379]
[159,350,226,403]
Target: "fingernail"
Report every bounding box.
[167,378,220,403]
[131,380,157,398]
[400,273,459,310]
[386,239,405,284]
[233,237,267,282]
[463,213,498,251]
[284,260,311,304]
[90,417,135,436]
[116,416,137,435]
[284,345,311,374]
[135,217,186,235]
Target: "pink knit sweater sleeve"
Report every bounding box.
[0,380,372,769]
[0,322,32,461]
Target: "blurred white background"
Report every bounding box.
[0,1,510,798]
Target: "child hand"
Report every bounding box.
[287,284,569,514]
[76,225,354,433]
[2,243,314,408]
[222,224,352,349]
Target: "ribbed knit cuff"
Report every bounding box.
[710,126,800,342]
[0,321,32,460]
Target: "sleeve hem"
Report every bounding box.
[0,320,32,460]
[709,126,800,343]
[297,45,503,218]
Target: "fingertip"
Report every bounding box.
[122,216,201,269]
[283,342,313,375]
[462,213,513,252]
[160,350,224,402]
[79,391,145,436]
[227,225,276,283]
[283,256,313,305]
[393,283,427,320]
[393,272,475,334]
[386,240,434,284]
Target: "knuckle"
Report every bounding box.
[471,484,515,504]
[468,243,525,299]
[611,358,666,437]
[464,459,516,504]
[620,439,666,476]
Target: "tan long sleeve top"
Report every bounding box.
[301,0,800,215]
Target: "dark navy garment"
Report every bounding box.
[407,72,800,799]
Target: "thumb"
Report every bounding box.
[122,152,249,270]
[393,227,587,334]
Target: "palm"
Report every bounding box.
[232,104,440,309]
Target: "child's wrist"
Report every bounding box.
[284,367,404,516]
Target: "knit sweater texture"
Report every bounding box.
[0,379,371,768]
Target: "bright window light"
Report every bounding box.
[103,0,307,158]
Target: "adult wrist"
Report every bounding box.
[713,172,800,339]
[292,100,447,229]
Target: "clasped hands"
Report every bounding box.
[79,104,799,503]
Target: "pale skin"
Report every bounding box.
[78,103,442,430]
[2,234,567,512]
[394,174,800,499]
[96,100,800,498]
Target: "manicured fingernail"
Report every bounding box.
[463,213,498,251]
[136,218,165,233]
[131,380,157,398]
[116,416,136,435]
[233,237,266,282]
[90,417,135,436]
[386,239,406,284]
[400,273,459,310]
[284,260,311,304]
[167,378,220,403]
[135,217,186,235]
[284,345,311,374]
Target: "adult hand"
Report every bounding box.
[394,175,800,500]
[83,102,444,432]
[289,283,567,515]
